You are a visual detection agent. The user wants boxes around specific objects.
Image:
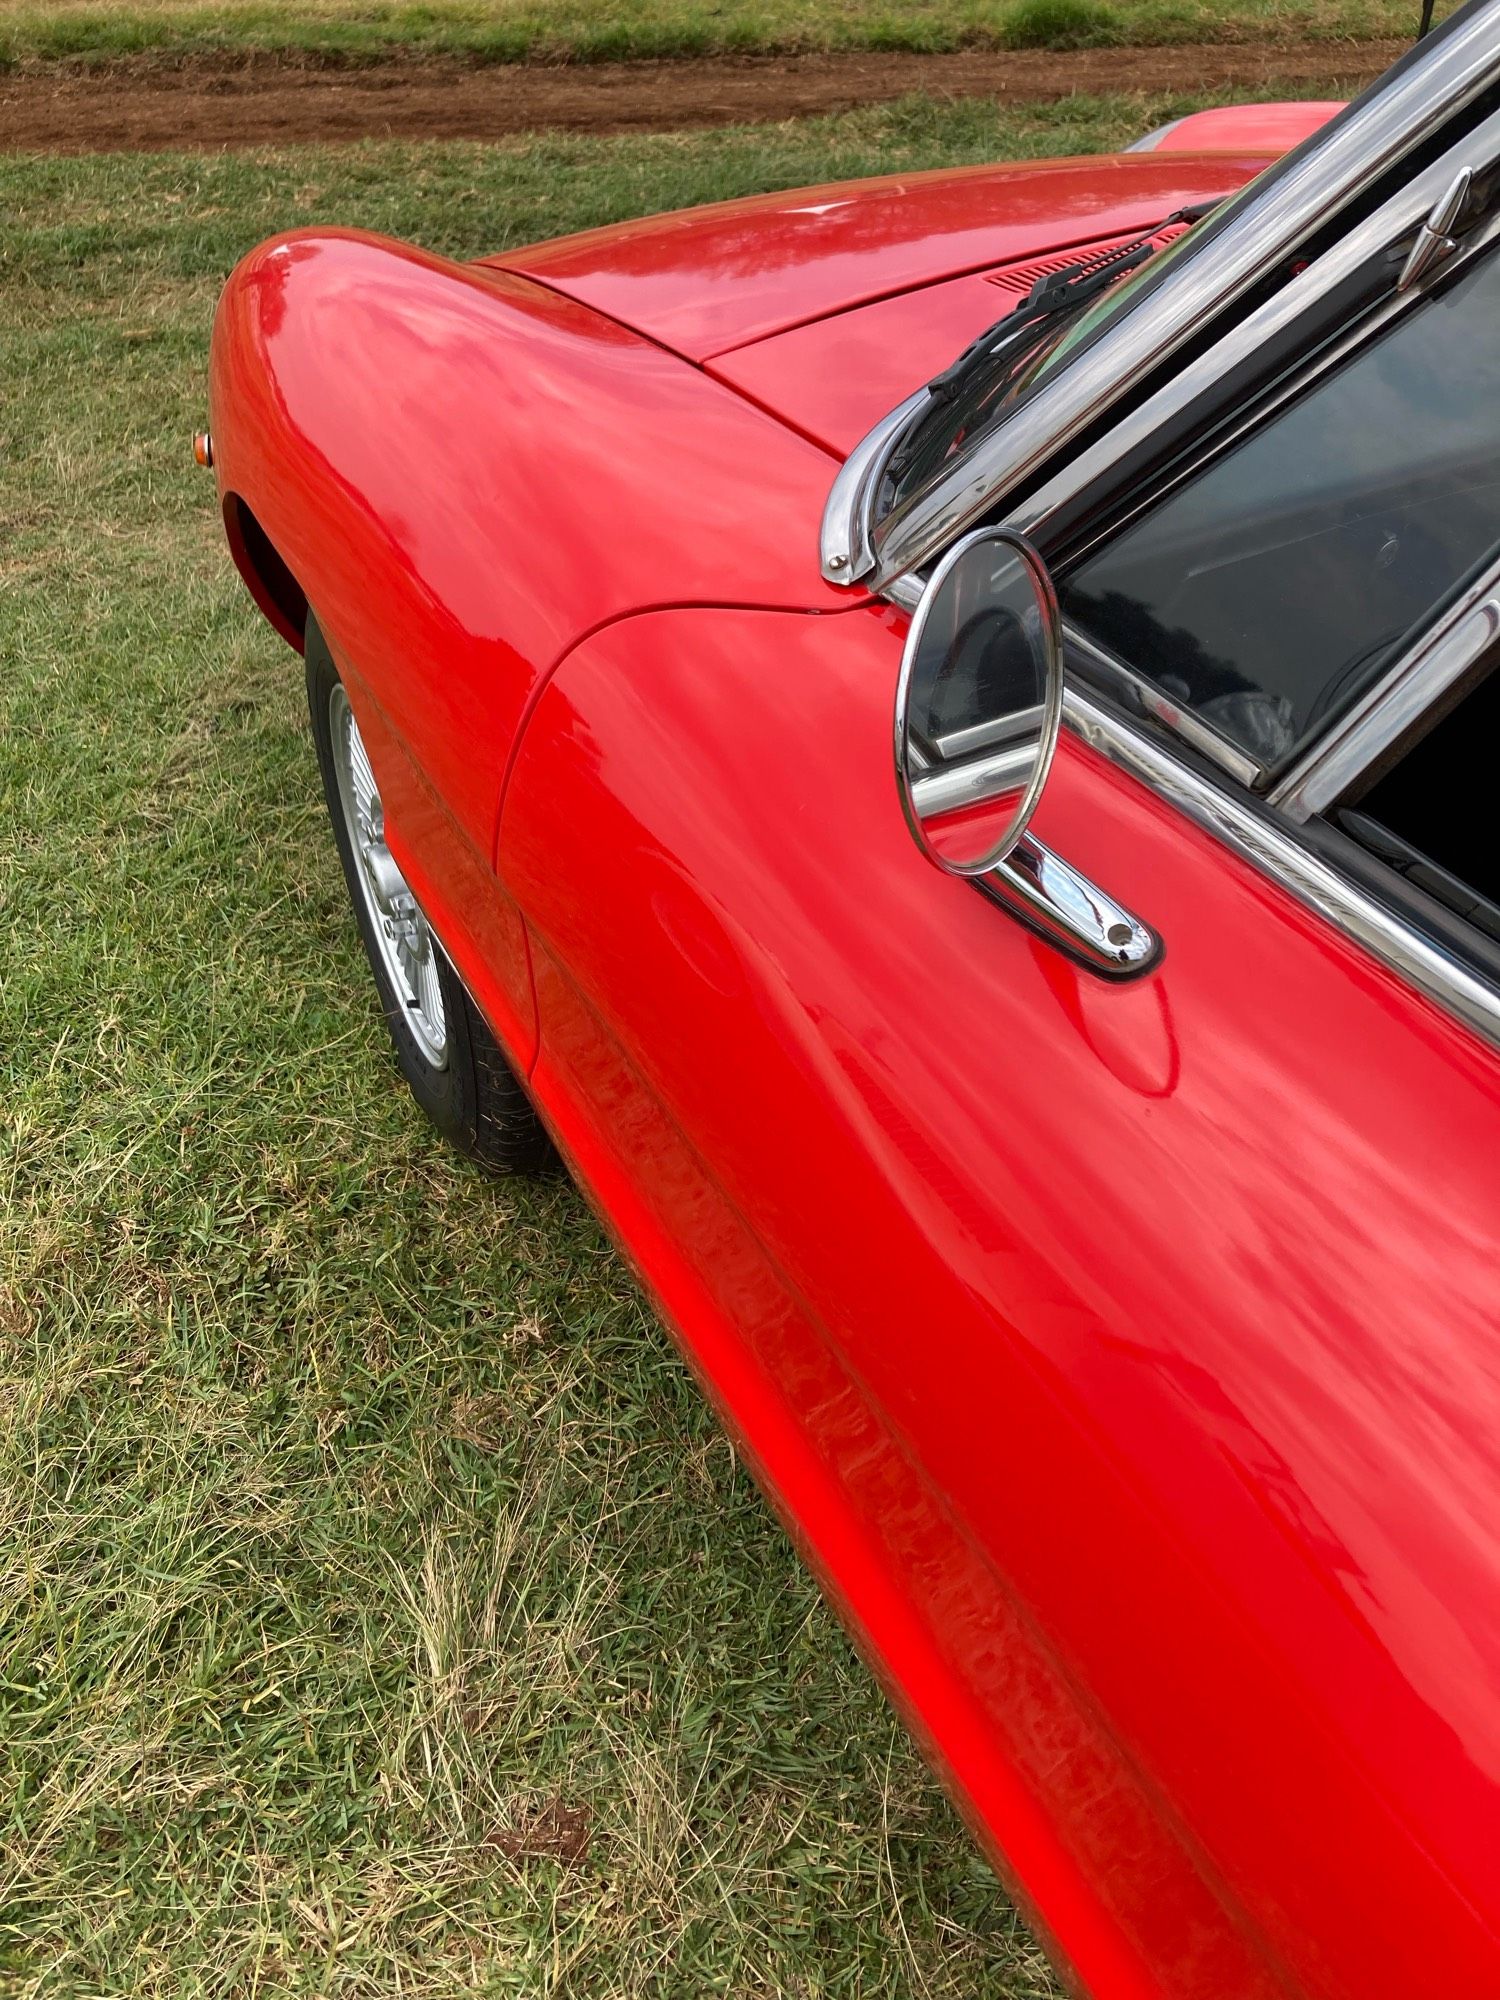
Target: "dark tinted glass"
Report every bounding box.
[883,223,1199,522]
[1061,241,1500,772]
[884,314,1081,520]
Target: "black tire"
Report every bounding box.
[305,613,552,1176]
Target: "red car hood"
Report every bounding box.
[488,153,1277,449]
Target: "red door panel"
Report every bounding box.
[500,602,1500,2000]
[520,919,1286,2000]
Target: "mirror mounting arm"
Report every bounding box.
[895,525,1162,976]
[981,834,1161,976]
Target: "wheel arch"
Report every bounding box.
[221,492,307,653]
[204,227,852,762]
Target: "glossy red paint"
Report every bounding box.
[704,221,1215,459]
[488,154,1270,359]
[705,259,1103,457]
[209,226,847,1059]
[503,604,1500,2000]
[1143,102,1346,153]
[207,127,1500,2000]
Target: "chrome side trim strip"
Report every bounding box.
[1065,684,1500,1046]
[1271,577,1500,819]
[858,0,1500,588]
[820,387,930,583]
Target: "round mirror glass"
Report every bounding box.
[894,527,1064,876]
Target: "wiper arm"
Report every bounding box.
[924,199,1224,408]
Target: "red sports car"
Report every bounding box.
[204,7,1500,1993]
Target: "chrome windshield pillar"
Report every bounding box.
[820,0,1500,593]
[819,388,929,585]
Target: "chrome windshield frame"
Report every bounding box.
[871,100,1500,794]
[819,388,930,583]
[824,2,1500,1053]
[820,0,1500,592]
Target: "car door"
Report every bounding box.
[497,555,1500,2000]
[495,189,1500,2000]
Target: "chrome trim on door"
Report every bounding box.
[1065,684,1500,1047]
[840,0,1500,589]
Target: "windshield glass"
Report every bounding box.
[879,210,1206,524]
[1060,236,1500,773]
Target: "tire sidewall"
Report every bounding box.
[304,616,486,1155]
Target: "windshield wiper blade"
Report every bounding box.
[924,199,1223,407]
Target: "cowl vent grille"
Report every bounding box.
[984,224,1190,304]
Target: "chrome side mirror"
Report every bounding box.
[895,527,1064,876]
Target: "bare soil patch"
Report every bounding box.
[1,42,1400,154]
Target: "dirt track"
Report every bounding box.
[1,42,1402,153]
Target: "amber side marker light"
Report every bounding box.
[193,431,214,469]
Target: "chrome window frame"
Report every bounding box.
[846,47,1500,1048]
[1065,682,1500,1046]
[1050,190,1500,788]
[1002,99,1500,560]
[1271,559,1500,818]
[821,0,1500,590]
[821,389,929,582]
[885,171,1500,790]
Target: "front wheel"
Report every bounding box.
[306,614,552,1176]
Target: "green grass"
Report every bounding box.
[0,88,1342,1997]
[0,0,1423,69]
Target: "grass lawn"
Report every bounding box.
[1,88,1338,1997]
[0,0,1426,67]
